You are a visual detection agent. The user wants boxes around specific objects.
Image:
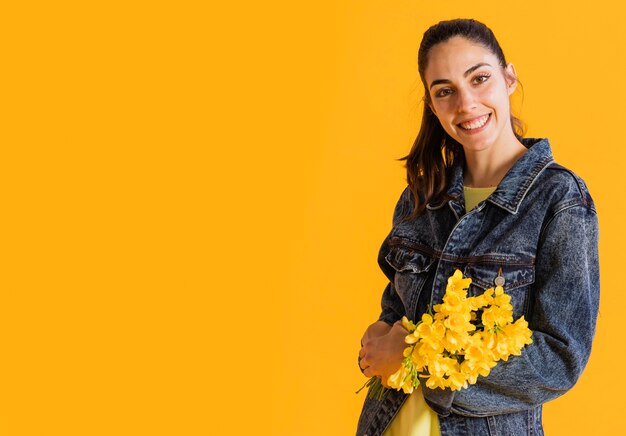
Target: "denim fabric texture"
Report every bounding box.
[356,138,600,436]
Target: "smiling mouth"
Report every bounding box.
[458,113,491,130]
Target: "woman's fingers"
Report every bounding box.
[363,366,375,378]
[359,354,373,373]
[358,354,367,369]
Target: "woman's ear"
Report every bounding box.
[505,63,518,95]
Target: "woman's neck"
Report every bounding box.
[463,137,528,188]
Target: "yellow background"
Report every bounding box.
[0,1,623,435]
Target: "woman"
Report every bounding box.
[356,18,600,436]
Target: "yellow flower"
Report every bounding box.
[447,269,472,295]
[482,305,513,329]
[426,354,448,377]
[500,317,533,354]
[388,364,414,394]
[410,344,429,370]
[363,269,533,399]
[442,291,464,310]
[465,338,486,362]
[405,332,420,344]
[415,337,444,361]
[493,286,511,304]
[447,369,469,391]
[442,330,470,354]
[433,310,446,321]
[468,288,494,310]
[417,316,446,341]
[460,361,479,384]
[402,316,417,332]
[444,312,474,334]
[424,372,448,390]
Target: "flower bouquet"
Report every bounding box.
[357,269,533,400]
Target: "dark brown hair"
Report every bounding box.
[400,18,525,221]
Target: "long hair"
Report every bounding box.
[400,18,526,221]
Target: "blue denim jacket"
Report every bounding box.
[356,137,600,436]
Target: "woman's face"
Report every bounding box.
[424,36,518,153]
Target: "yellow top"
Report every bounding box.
[382,186,495,436]
[382,385,440,436]
[463,185,497,213]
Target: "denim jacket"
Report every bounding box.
[356,137,600,436]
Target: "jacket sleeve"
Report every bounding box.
[449,203,600,416]
[377,281,406,326]
[376,187,411,326]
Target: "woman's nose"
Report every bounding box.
[456,87,478,113]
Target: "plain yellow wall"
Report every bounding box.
[0,1,623,435]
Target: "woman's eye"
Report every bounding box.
[474,74,491,84]
[435,88,453,98]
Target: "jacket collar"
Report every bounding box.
[426,137,555,215]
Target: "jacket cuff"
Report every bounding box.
[421,383,456,417]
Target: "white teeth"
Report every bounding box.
[460,114,490,130]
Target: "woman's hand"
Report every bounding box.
[360,320,393,345]
[359,320,409,388]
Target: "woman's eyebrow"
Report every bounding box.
[429,62,492,90]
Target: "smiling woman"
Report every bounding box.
[424,36,524,166]
[356,18,600,436]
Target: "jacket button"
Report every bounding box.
[494,267,505,286]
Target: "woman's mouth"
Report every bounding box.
[457,113,491,132]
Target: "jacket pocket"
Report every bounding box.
[384,241,437,320]
[463,260,535,320]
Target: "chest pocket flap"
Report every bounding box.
[384,243,437,318]
[385,245,437,274]
[463,261,535,319]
